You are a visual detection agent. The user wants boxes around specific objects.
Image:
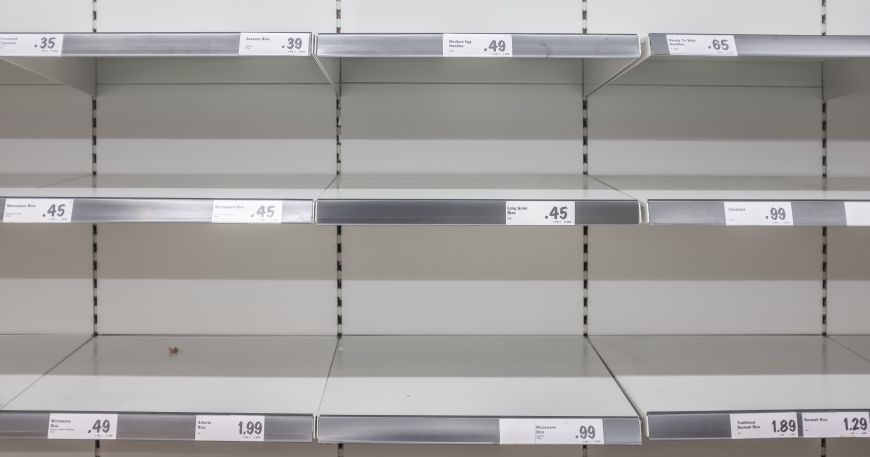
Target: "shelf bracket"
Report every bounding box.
[0,57,95,96]
[824,59,870,101]
[583,38,649,97]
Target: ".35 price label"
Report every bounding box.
[0,34,63,56]
[803,411,870,438]
[731,412,799,439]
[195,415,265,442]
[3,199,73,223]
[506,201,575,226]
[47,413,117,440]
[212,200,283,224]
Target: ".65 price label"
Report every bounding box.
[3,199,73,223]
[506,201,575,226]
[212,200,283,224]
[47,413,117,440]
[195,415,265,442]
[0,34,63,56]
[666,34,737,56]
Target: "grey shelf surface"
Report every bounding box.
[592,335,870,440]
[0,32,335,94]
[317,336,641,445]
[597,175,870,226]
[0,335,90,409]
[0,174,335,223]
[315,174,640,225]
[833,336,870,362]
[0,335,337,442]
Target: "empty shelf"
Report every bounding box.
[317,336,641,445]
[0,32,335,94]
[597,176,870,226]
[833,336,870,362]
[0,336,337,442]
[612,34,870,100]
[0,174,335,224]
[592,336,870,440]
[0,335,90,409]
[315,174,640,225]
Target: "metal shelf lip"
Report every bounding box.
[592,335,870,440]
[1,336,337,442]
[596,176,870,226]
[0,174,335,224]
[315,174,640,225]
[649,33,870,59]
[316,336,641,445]
[316,33,641,59]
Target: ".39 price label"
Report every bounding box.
[238,33,309,56]
[730,412,799,439]
[195,415,265,442]
[47,413,117,440]
[3,199,73,223]
[443,34,513,57]
[803,411,870,438]
[724,201,793,226]
[506,201,575,226]
[666,34,737,56]
[211,200,283,224]
[0,34,63,56]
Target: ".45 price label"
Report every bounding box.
[731,412,799,439]
[3,199,73,223]
[195,415,265,442]
[506,201,575,226]
[0,34,63,56]
[803,411,870,438]
[666,34,737,56]
[724,201,793,226]
[443,34,513,57]
[212,200,283,224]
[47,413,117,440]
[238,33,309,56]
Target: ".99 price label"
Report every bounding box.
[724,201,793,226]
[731,412,799,439]
[506,201,575,226]
[0,34,63,56]
[500,418,604,445]
[212,200,283,224]
[195,415,265,442]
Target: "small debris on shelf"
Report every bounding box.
[168,346,180,356]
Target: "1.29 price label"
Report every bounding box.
[803,412,870,438]
[195,415,265,442]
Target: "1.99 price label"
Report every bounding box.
[195,415,265,442]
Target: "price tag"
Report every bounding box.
[0,34,64,56]
[47,413,117,440]
[195,415,265,442]
[443,34,512,57]
[845,202,870,226]
[666,34,737,56]
[238,33,309,56]
[506,201,575,226]
[803,412,870,438]
[3,199,73,223]
[499,418,603,445]
[212,200,283,224]
[724,202,793,226]
[731,412,799,439]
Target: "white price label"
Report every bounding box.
[0,34,63,56]
[500,418,603,445]
[506,201,575,226]
[47,413,117,440]
[212,200,283,224]
[443,34,512,57]
[724,202,793,226]
[845,202,870,226]
[803,412,870,438]
[238,33,309,56]
[731,412,799,439]
[666,34,737,56]
[195,415,265,442]
[3,199,73,223]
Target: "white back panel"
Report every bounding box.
[342,227,582,335]
[97,0,336,32]
[827,228,870,334]
[588,226,822,335]
[0,0,92,31]
[100,442,335,457]
[96,225,336,335]
[827,91,870,178]
[827,0,870,34]
[0,440,93,457]
[341,0,582,33]
[0,226,92,334]
[589,439,820,457]
[586,0,820,34]
[346,445,577,457]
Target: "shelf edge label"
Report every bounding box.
[803,411,870,438]
[0,34,64,56]
[443,34,513,57]
[730,412,799,439]
[506,201,575,226]
[724,201,793,226]
[666,34,737,56]
[3,199,73,223]
[845,202,870,226]
[47,413,117,440]
[238,33,309,56]
[212,200,283,224]
[499,418,604,445]
[195,415,265,442]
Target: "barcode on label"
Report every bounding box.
[443,34,513,57]
[666,34,738,56]
[499,418,604,445]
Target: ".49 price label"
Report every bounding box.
[47,413,117,440]
[212,200,283,224]
[443,34,513,57]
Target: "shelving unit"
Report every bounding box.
[315,174,639,225]
[0,32,337,93]
[596,176,870,226]
[317,336,641,445]
[0,174,334,223]
[0,336,337,442]
[592,335,870,440]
